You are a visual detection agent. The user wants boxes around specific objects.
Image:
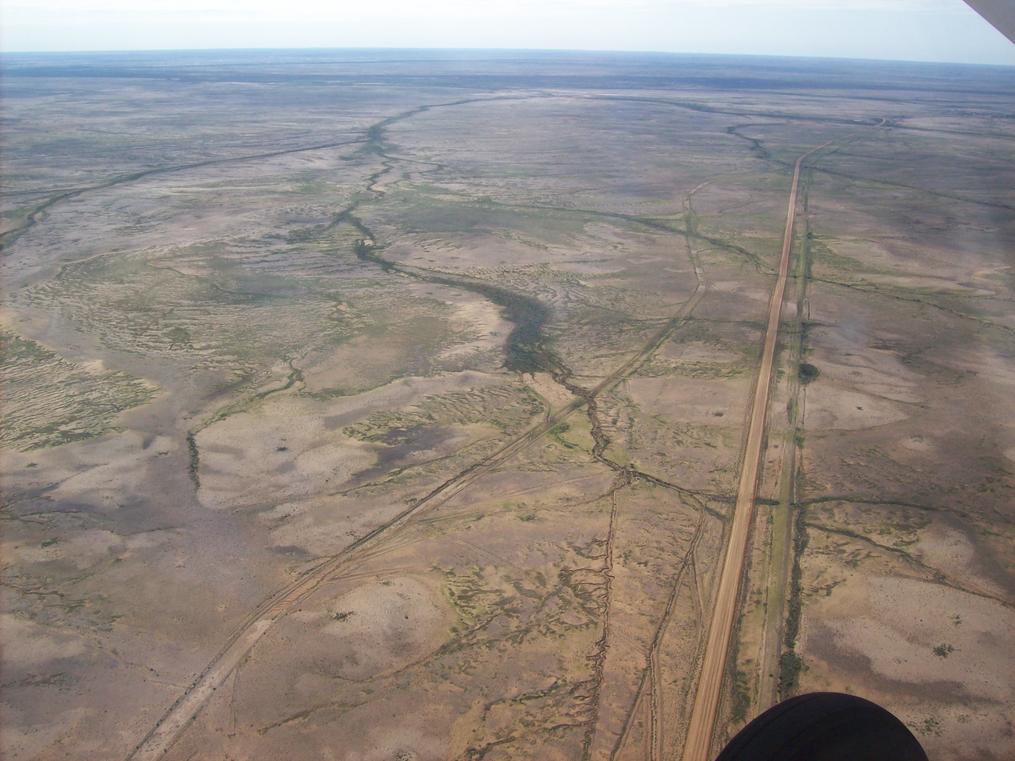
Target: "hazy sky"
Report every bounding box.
[2,0,1013,65]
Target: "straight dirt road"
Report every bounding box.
[681,145,825,761]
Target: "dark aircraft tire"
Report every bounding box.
[714,692,928,761]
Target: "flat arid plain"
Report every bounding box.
[2,50,1014,761]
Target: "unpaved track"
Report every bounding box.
[0,138,369,252]
[125,234,707,761]
[681,146,825,761]
[609,510,707,761]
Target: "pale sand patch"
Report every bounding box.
[195,396,375,511]
[812,358,921,404]
[438,297,512,361]
[0,705,91,761]
[563,222,670,276]
[707,280,771,305]
[863,273,996,296]
[900,435,934,453]
[44,432,178,511]
[971,263,1012,286]
[524,370,576,411]
[623,374,749,425]
[290,576,451,682]
[0,614,87,667]
[803,575,1014,704]
[807,320,923,403]
[331,370,502,412]
[927,343,1015,389]
[78,358,108,374]
[312,370,504,435]
[196,371,506,512]
[298,333,404,394]
[912,521,1007,599]
[658,339,741,365]
[327,702,452,761]
[7,527,170,571]
[264,494,399,557]
[265,423,492,556]
[387,230,566,270]
[805,383,910,431]
[826,236,994,293]
[824,236,898,271]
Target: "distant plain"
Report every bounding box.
[1,50,1013,761]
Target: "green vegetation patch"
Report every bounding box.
[778,651,804,697]
[0,331,157,450]
[16,238,476,386]
[378,188,587,241]
[798,362,820,384]
[344,383,544,443]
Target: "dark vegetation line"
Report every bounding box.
[351,225,553,374]
[185,432,200,488]
[811,165,1015,212]
[794,495,1010,536]
[779,504,808,697]
[580,470,628,761]
[585,187,719,761]
[583,93,887,129]
[327,94,562,375]
[126,91,727,761]
[770,129,1015,338]
[880,121,1015,143]
[0,136,368,251]
[344,93,727,505]
[775,166,815,700]
[725,114,1015,225]
[422,191,775,278]
[797,495,952,513]
[8,63,1014,100]
[349,98,771,757]
[804,520,1015,611]
[3,186,84,198]
[809,274,1015,337]
[726,124,776,163]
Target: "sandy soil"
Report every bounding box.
[2,52,1012,761]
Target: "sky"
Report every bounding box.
[2,0,1013,65]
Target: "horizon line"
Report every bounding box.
[2,44,1013,69]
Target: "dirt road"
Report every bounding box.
[681,146,824,761]
[124,236,706,761]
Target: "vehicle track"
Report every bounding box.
[0,137,369,251]
[756,164,813,706]
[124,95,714,761]
[581,471,627,761]
[580,180,714,761]
[1,92,549,254]
[579,94,888,131]
[610,508,708,761]
[126,247,709,761]
[680,144,827,761]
